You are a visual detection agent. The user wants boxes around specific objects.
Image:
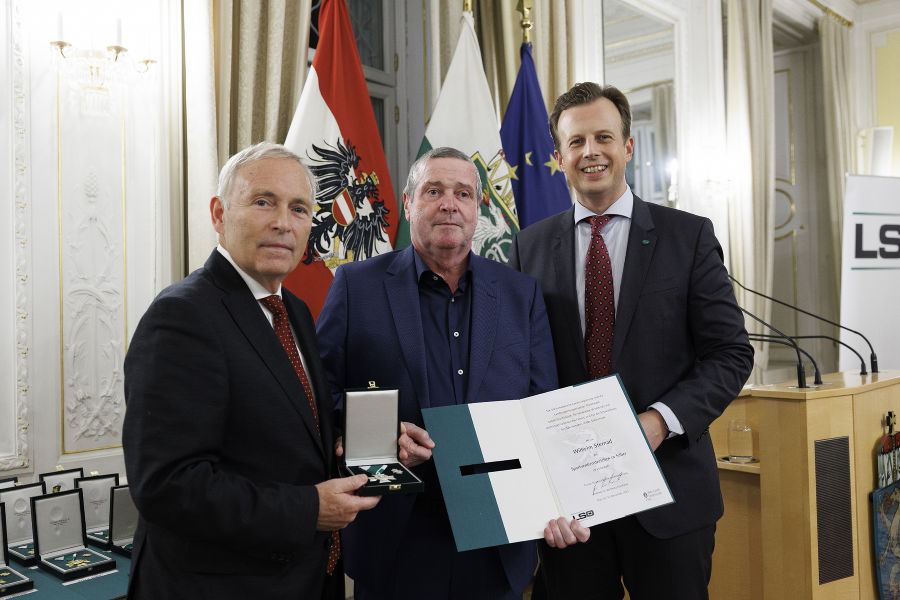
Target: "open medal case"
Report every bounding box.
[342,387,424,496]
[0,503,34,597]
[75,474,119,547]
[108,485,137,557]
[0,482,45,566]
[39,467,83,494]
[0,478,16,491]
[30,489,115,581]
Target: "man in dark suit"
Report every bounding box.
[509,83,754,599]
[316,147,559,599]
[123,142,379,600]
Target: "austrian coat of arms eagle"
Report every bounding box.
[303,139,391,267]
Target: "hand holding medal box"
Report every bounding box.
[341,386,424,496]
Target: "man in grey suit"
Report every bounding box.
[123,142,379,599]
[509,83,753,599]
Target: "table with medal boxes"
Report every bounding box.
[0,467,137,597]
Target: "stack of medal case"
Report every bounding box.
[342,387,424,495]
[0,468,139,589]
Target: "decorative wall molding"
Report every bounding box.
[58,74,127,454]
[4,0,33,471]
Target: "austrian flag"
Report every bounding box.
[284,0,397,317]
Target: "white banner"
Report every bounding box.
[840,175,900,371]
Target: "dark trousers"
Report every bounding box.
[534,516,715,600]
[323,560,345,600]
[351,496,518,600]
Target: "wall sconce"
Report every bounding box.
[49,14,156,88]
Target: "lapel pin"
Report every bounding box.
[642,239,650,245]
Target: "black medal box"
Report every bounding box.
[0,503,34,597]
[30,489,116,581]
[0,482,45,566]
[108,485,138,557]
[38,467,83,494]
[342,387,424,496]
[75,473,119,548]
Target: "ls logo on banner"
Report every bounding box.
[854,221,900,262]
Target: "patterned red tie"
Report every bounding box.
[584,215,615,379]
[259,294,340,575]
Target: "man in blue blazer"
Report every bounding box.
[509,84,753,599]
[316,147,559,599]
[123,143,379,600]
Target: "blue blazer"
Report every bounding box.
[509,198,753,538]
[316,246,558,595]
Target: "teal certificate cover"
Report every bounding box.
[422,375,673,551]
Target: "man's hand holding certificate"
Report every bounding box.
[421,376,673,551]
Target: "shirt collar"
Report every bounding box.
[412,247,474,289]
[573,185,634,224]
[217,245,282,300]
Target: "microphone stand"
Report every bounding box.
[751,334,823,385]
[741,308,807,388]
[790,335,867,376]
[729,274,879,373]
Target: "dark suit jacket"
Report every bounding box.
[123,250,337,599]
[315,246,558,595]
[509,198,753,538]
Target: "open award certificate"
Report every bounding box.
[421,375,673,551]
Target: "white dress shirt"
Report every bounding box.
[572,189,682,437]
[217,245,316,403]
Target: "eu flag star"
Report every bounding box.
[544,154,562,176]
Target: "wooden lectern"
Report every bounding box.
[709,371,900,600]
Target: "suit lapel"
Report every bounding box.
[207,252,326,460]
[385,248,431,410]
[466,256,498,404]
[554,209,588,371]
[612,197,657,367]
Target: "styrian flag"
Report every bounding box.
[395,11,519,263]
[284,0,397,317]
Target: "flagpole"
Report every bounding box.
[516,0,534,44]
[463,0,472,13]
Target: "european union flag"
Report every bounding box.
[500,43,571,229]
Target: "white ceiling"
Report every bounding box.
[604,0,880,53]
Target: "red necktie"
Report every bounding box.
[259,294,340,575]
[584,215,615,379]
[260,295,320,430]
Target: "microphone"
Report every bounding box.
[790,335,867,376]
[751,334,823,385]
[740,308,808,388]
[729,275,878,373]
